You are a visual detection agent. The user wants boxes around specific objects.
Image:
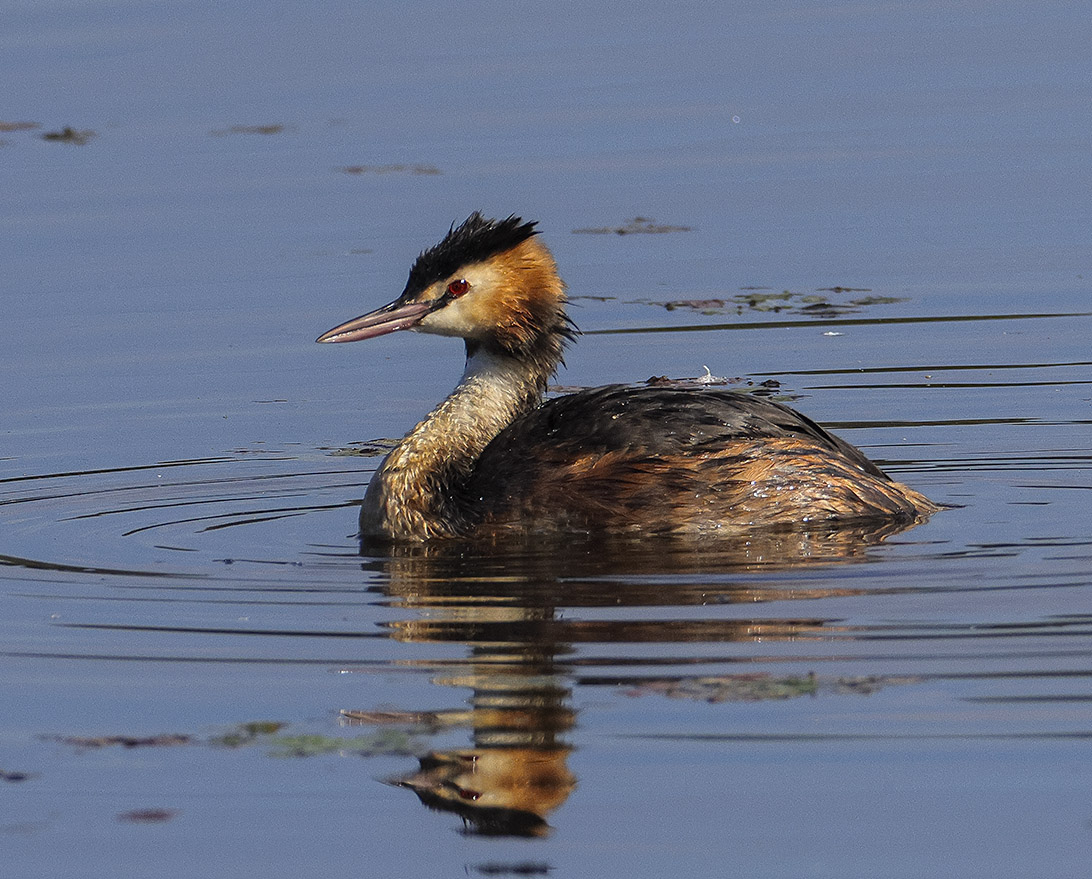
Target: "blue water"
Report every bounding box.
[3,2,1091,877]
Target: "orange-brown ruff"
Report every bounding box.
[318,213,939,541]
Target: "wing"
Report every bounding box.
[477,384,889,480]
[456,384,936,535]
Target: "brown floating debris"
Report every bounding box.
[473,863,553,876]
[573,216,692,235]
[51,733,192,749]
[117,808,179,824]
[339,164,441,175]
[340,708,447,727]
[624,672,922,703]
[209,721,285,748]
[41,126,96,145]
[654,289,905,317]
[210,124,290,136]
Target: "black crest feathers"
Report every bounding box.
[404,213,539,296]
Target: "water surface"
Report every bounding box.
[3,2,1091,877]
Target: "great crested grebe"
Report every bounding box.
[318,213,938,542]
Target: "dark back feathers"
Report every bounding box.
[477,385,890,480]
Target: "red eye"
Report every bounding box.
[446,279,470,298]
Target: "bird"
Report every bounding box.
[317,212,938,542]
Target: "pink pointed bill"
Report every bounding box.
[316,299,433,343]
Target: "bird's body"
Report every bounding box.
[318,213,937,542]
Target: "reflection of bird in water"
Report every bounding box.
[345,544,870,837]
[395,747,574,838]
[381,661,576,839]
[318,211,937,542]
[345,599,577,837]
